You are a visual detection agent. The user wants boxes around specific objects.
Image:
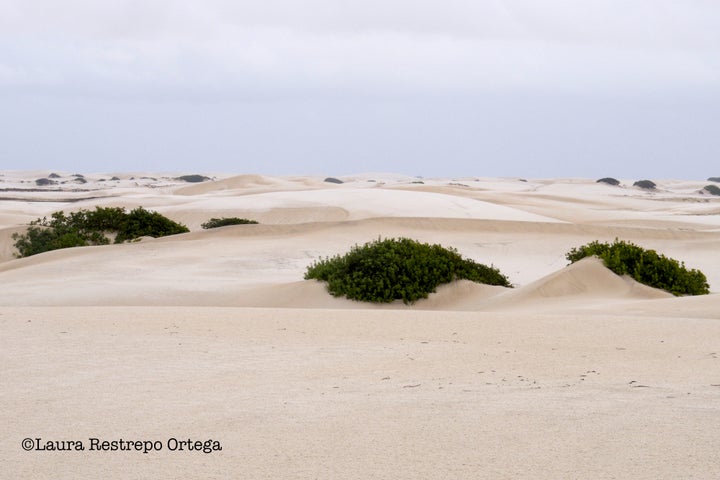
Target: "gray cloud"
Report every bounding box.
[2,0,719,96]
[0,0,718,176]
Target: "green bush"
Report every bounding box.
[703,184,720,196]
[12,206,189,258]
[177,174,210,183]
[596,177,620,186]
[566,239,709,296]
[633,180,656,189]
[201,217,259,229]
[305,237,512,304]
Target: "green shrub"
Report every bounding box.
[201,217,259,229]
[565,239,709,296]
[708,177,720,183]
[12,206,189,258]
[597,177,620,186]
[115,207,190,242]
[305,237,512,304]
[633,180,656,189]
[703,184,720,196]
[177,174,210,183]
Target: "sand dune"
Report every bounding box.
[173,173,287,195]
[482,257,673,311]
[3,171,720,479]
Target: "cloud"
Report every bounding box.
[1,0,719,99]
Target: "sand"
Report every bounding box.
[1,171,719,478]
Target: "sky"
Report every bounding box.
[1,0,719,179]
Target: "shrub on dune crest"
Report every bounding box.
[703,184,720,196]
[305,237,512,304]
[177,174,210,183]
[566,239,709,296]
[201,217,259,229]
[633,180,657,190]
[596,177,620,186]
[12,206,189,258]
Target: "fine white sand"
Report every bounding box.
[1,171,719,479]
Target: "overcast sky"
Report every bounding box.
[1,0,719,178]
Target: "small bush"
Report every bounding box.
[35,178,56,186]
[704,185,720,196]
[12,206,189,258]
[566,239,709,296]
[201,217,259,229]
[305,237,512,304]
[324,177,343,184]
[48,173,61,179]
[177,174,210,183]
[707,177,720,183]
[633,180,656,190]
[597,177,620,186]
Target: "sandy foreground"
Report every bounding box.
[1,171,719,478]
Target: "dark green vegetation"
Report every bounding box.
[177,174,210,183]
[12,207,189,258]
[35,178,56,186]
[566,239,709,296]
[633,180,656,189]
[201,217,259,229]
[704,184,720,196]
[708,177,720,183]
[597,177,620,186]
[324,177,343,184]
[305,237,512,304]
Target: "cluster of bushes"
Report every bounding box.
[304,237,711,303]
[12,207,189,258]
[304,237,511,304]
[566,239,709,296]
[201,217,258,229]
[11,206,713,301]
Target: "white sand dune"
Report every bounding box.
[481,257,674,312]
[2,172,720,479]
